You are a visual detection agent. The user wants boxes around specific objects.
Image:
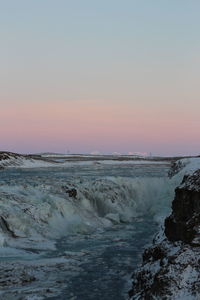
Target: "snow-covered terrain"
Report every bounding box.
[130,158,200,300]
[169,157,200,177]
[0,152,171,169]
[0,152,199,299]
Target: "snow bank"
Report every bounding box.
[169,157,200,177]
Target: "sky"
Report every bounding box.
[0,0,200,156]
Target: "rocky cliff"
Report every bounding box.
[129,170,200,300]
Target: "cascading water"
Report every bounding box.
[0,161,183,300]
[0,176,179,245]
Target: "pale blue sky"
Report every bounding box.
[1,1,200,155]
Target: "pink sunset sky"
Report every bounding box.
[1,1,200,156]
[1,98,199,156]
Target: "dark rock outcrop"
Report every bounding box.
[62,186,77,198]
[130,170,200,300]
[168,160,186,178]
[165,170,200,245]
[0,152,21,161]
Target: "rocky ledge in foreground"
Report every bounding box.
[129,170,200,300]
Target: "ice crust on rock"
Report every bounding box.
[169,157,200,177]
[130,158,200,300]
